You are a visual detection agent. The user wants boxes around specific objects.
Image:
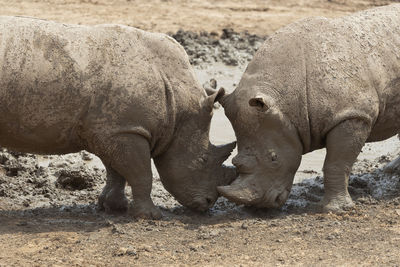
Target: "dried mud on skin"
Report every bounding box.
[1,30,400,266]
[0,29,266,213]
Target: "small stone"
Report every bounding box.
[326,235,334,240]
[0,189,6,197]
[114,247,137,257]
[16,221,28,226]
[139,245,152,252]
[81,151,93,161]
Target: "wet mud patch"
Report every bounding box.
[55,168,98,191]
[170,29,266,66]
[0,148,105,210]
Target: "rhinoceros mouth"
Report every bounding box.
[184,195,217,212]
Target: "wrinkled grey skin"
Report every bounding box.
[0,16,236,219]
[217,5,400,212]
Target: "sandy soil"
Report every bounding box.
[1,0,400,266]
[0,0,398,36]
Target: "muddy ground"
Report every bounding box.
[1,0,400,266]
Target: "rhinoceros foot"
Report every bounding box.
[132,201,162,220]
[320,193,354,213]
[383,156,400,174]
[98,189,129,214]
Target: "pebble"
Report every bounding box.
[114,247,137,257]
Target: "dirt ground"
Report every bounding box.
[1,0,399,35]
[1,0,400,266]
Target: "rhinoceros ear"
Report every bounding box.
[249,94,272,112]
[203,87,225,112]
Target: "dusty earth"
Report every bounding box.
[1,0,400,266]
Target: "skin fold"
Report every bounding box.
[217,4,400,212]
[0,16,237,219]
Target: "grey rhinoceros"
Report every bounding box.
[217,4,400,212]
[0,16,236,219]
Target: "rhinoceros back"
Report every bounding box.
[0,16,175,154]
[242,5,400,152]
[302,5,400,144]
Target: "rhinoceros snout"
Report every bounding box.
[217,176,291,208]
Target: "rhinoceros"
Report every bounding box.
[0,16,236,219]
[216,4,400,212]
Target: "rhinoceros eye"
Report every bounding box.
[271,152,277,162]
[268,150,278,162]
[196,155,208,166]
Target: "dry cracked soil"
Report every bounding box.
[1,0,400,266]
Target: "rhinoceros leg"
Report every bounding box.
[322,119,371,212]
[98,166,129,213]
[383,156,400,174]
[100,134,161,219]
[383,135,400,174]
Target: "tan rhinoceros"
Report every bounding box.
[217,4,400,212]
[0,16,236,219]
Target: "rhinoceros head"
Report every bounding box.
[216,91,303,208]
[154,88,237,211]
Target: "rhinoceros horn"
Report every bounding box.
[211,141,236,164]
[211,141,237,185]
[217,91,231,108]
[217,177,264,205]
[221,165,237,185]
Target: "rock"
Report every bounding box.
[80,151,93,161]
[114,247,137,257]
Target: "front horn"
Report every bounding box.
[217,177,264,205]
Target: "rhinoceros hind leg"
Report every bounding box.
[321,119,371,213]
[383,155,400,174]
[98,166,129,214]
[99,134,161,219]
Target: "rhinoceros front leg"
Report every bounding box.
[322,119,371,212]
[100,134,161,219]
[98,166,129,213]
